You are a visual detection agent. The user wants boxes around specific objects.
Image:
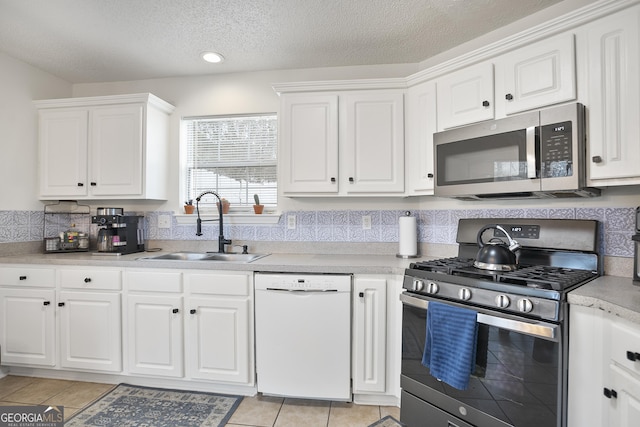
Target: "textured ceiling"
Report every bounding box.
[0,0,565,84]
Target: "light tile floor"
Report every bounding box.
[0,375,400,426]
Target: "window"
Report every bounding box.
[183,114,277,210]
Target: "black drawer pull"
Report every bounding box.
[626,351,640,361]
[77,182,84,187]
[592,155,603,164]
[90,182,97,186]
[359,292,365,298]
[603,388,617,399]
[58,302,65,307]
[505,93,514,101]
[190,309,196,314]
[482,100,490,107]
[172,308,179,314]
[427,173,434,178]
[19,276,27,280]
[43,301,51,306]
[84,277,91,283]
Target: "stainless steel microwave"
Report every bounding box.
[433,103,600,200]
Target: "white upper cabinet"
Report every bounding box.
[405,80,437,195]
[578,5,640,185]
[36,93,174,200]
[276,82,405,196]
[436,62,494,130]
[497,32,577,116]
[436,33,576,130]
[279,93,339,194]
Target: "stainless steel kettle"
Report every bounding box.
[474,224,521,271]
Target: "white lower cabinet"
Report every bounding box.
[569,305,640,427]
[185,271,253,385]
[58,290,122,372]
[0,288,56,367]
[352,275,402,405]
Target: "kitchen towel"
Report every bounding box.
[398,214,417,257]
[422,301,479,390]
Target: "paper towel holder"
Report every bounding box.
[396,211,420,259]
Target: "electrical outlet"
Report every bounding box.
[287,214,296,229]
[158,215,171,229]
[362,215,372,230]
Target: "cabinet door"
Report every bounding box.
[58,291,122,372]
[406,81,436,194]
[127,294,183,377]
[186,296,251,384]
[90,105,144,196]
[500,33,576,115]
[343,91,405,193]
[436,62,494,130]
[353,277,387,393]
[0,288,56,366]
[608,364,640,427]
[280,94,339,194]
[39,109,88,198]
[584,7,640,183]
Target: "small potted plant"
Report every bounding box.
[184,200,195,214]
[253,194,264,214]
[217,198,230,214]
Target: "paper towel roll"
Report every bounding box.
[398,215,417,257]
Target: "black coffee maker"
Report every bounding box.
[633,207,640,283]
[92,207,145,255]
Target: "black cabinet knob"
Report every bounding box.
[505,94,514,101]
[43,301,51,306]
[19,276,27,281]
[359,292,365,298]
[190,309,196,314]
[330,177,336,183]
[58,302,65,307]
[349,177,354,183]
[90,182,97,186]
[84,277,91,283]
[482,100,490,107]
[592,155,603,164]
[427,173,434,178]
[172,308,179,314]
[603,388,618,399]
[77,183,84,187]
[626,351,640,361]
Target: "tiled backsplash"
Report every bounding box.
[1,207,636,257]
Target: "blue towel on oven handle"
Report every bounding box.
[422,301,479,390]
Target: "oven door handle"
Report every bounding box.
[400,293,558,340]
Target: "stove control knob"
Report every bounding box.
[412,279,424,292]
[426,282,439,294]
[458,288,472,301]
[517,298,534,313]
[495,294,510,308]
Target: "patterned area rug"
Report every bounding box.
[65,383,242,427]
[369,415,405,427]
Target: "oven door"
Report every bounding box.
[434,110,541,199]
[401,292,564,427]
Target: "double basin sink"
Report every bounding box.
[141,252,269,263]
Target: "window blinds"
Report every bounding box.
[184,114,277,208]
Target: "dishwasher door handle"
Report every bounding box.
[265,287,338,293]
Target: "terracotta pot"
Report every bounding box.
[184,205,195,214]
[253,204,264,214]
[217,200,230,214]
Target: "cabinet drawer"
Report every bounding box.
[610,316,640,376]
[0,266,55,287]
[127,270,182,293]
[186,272,251,296]
[59,268,122,290]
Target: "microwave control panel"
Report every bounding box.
[540,121,573,178]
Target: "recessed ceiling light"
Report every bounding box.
[201,52,224,64]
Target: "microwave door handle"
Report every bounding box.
[526,126,537,179]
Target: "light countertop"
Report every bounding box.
[568,276,640,324]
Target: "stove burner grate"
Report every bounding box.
[410,258,596,291]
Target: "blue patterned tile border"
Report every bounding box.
[3,207,637,258]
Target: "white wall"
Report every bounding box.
[0,52,72,210]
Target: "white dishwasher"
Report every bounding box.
[254,272,352,401]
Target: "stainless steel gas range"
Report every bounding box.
[400,218,601,427]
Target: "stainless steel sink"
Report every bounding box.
[140,251,269,263]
